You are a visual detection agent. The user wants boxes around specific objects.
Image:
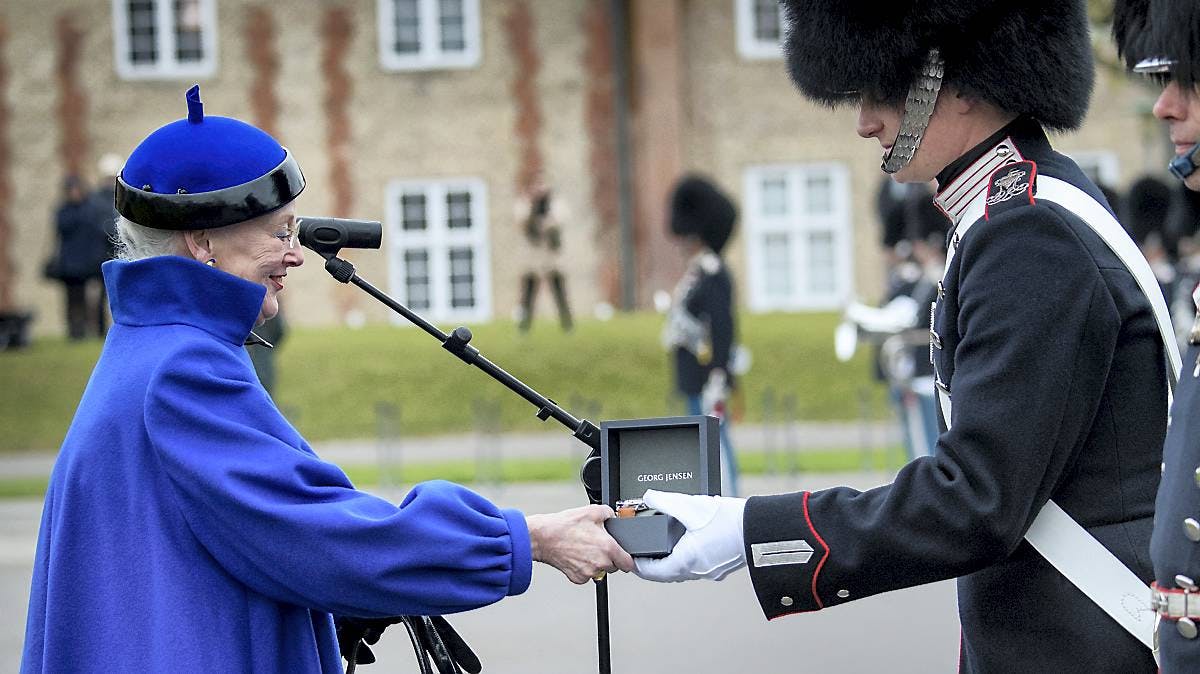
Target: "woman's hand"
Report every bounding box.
[526,505,634,584]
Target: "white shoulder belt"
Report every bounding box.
[938,175,1181,650]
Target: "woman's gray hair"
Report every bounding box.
[114,216,187,261]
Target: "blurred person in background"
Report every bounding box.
[49,174,109,340]
[896,182,947,459]
[1168,185,1200,346]
[21,86,633,674]
[844,180,945,460]
[1124,175,1178,330]
[636,2,1170,670]
[247,301,286,398]
[875,174,913,274]
[515,182,573,332]
[1116,0,1200,667]
[662,174,742,496]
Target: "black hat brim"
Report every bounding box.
[115,150,305,230]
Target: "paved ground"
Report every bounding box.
[1,470,960,674]
[0,421,902,479]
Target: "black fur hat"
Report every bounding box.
[1114,0,1200,90]
[1123,174,1172,245]
[876,178,909,248]
[670,175,737,253]
[780,0,1094,130]
[904,185,949,244]
[1169,181,1200,241]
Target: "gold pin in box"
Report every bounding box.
[616,499,650,518]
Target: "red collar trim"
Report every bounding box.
[934,137,1025,225]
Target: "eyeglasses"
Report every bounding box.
[274,221,298,249]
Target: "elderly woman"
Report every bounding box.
[21,87,632,673]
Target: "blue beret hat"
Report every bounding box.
[115,85,305,230]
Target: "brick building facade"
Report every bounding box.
[0,0,1169,335]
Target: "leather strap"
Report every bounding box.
[1153,583,1200,619]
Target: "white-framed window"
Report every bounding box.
[377,0,481,72]
[386,178,492,322]
[1066,150,1121,190]
[735,0,784,60]
[112,0,217,80]
[743,163,854,311]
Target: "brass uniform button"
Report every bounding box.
[1185,518,1200,542]
[780,596,794,607]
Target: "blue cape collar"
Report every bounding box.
[103,256,266,345]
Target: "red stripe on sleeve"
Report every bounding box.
[802,491,831,609]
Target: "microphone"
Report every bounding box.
[1169,143,1200,182]
[298,217,382,257]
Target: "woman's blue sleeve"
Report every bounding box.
[144,340,532,618]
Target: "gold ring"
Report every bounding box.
[592,571,607,581]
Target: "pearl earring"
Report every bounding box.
[206,258,216,267]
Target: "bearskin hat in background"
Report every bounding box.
[904,185,949,245]
[1169,182,1200,243]
[1114,0,1200,90]
[876,178,910,248]
[1124,174,1172,245]
[669,175,737,254]
[779,0,1094,130]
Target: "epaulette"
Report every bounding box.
[983,160,1037,221]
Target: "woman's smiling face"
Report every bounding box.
[201,202,304,325]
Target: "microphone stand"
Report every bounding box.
[313,249,613,674]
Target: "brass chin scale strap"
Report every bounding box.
[882,48,945,174]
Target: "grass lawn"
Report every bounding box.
[0,311,891,453]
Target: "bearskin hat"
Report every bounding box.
[1114,0,1200,90]
[779,0,1094,130]
[1123,174,1172,245]
[1169,182,1200,242]
[904,185,948,244]
[876,178,909,248]
[669,175,737,254]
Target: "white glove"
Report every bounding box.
[633,489,747,582]
[700,369,729,418]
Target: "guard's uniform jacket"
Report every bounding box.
[743,117,1164,672]
[1154,315,1200,667]
[668,251,736,396]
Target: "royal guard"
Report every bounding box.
[634,2,1175,671]
[1116,1,1200,669]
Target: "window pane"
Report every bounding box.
[807,231,835,294]
[446,191,472,229]
[404,249,430,309]
[761,177,788,216]
[439,0,466,52]
[448,247,475,308]
[128,0,158,64]
[174,0,204,62]
[401,193,427,230]
[753,0,780,42]
[393,0,421,54]
[763,232,792,297]
[806,173,832,214]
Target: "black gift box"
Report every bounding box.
[601,415,721,557]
